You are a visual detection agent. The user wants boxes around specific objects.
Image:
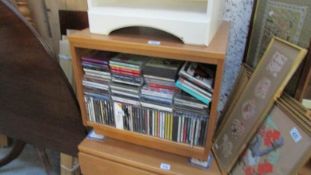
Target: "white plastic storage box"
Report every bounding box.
[87,0,225,46]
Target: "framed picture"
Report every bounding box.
[231,101,311,175]
[278,95,311,133]
[245,0,311,67]
[213,37,307,173]
[283,94,311,120]
[217,64,251,135]
[294,40,311,102]
[244,0,311,96]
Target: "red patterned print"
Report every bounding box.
[244,166,255,175]
[264,129,281,146]
[258,162,273,174]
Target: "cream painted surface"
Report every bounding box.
[87,0,225,46]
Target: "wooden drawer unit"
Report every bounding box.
[78,138,221,175]
[79,153,156,175]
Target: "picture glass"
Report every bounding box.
[247,0,311,67]
[231,105,311,175]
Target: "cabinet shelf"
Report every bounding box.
[89,122,206,159]
[69,21,229,159]
[69,22,229,63]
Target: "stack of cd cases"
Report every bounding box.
[82,52,211,147]
[82,52,115,126]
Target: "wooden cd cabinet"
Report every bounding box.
[69,22,229,174]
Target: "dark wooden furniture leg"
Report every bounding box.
[36,147,52,175]
[0,139,25,167]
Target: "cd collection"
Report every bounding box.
[81,52,216,147]
[176,62,214,105]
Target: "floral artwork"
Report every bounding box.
[232,116,284,175]
[254,78,272,99]
[243,0,311,96]
[255,77,271,99]
[219,134,233,158]
[213,38,306,173]
[242,99,257,120]
[253,0,306,65]
[266,51,288,77]
[246,0,309,67]
[231,105,311,175]
[231,119,246,138]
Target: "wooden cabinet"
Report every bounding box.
[78,138,221,175]
[69,22,229,160]
[79,153,156,175]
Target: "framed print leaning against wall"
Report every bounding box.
[213,37,307,174]
[216,64,251,136]
[230,101,311,175]
[245,0,311,67]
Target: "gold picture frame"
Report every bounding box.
[213,37,307,173]
[245,0,311,67]
[280,94,311,129]
[216,64,251,137]
[220,68,311,174]
[231,100,311,175]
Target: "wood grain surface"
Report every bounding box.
[0,1,85,155]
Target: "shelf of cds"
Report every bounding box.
[69,22,229,159]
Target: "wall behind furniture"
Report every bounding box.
[219,0,255,113]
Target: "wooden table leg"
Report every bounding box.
[0,140,25,167]
[0,134,8,148]
[61,153,80,175]
[35,147,52,175]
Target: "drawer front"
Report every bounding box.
[79,153,156,175]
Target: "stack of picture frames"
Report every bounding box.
[213,37,309,174]
[244,0,311,96]
[218,64,311,175]
[225,64,311,175]
[245,0,311,67]
[231,97,311,175]
[295,40,311,116]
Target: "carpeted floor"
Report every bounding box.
[0,144,59,175]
